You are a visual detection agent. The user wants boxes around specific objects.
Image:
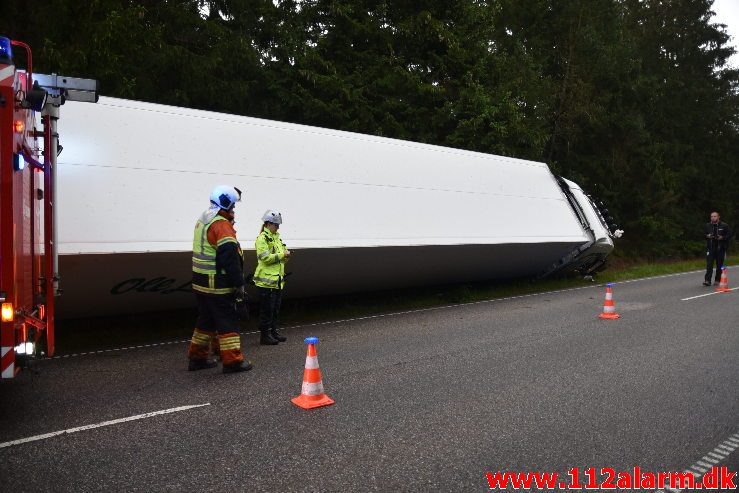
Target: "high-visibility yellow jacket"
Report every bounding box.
[192,214,244,295]
[253,228,288,289]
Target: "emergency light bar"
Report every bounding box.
[33,73,100,103]
[0,36,12,64]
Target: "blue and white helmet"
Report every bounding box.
[262,210,282,225]
[210,185,242,210]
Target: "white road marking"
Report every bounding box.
[681,287,738,300]
[48,266,736,360]
[283,268,735,331]
[49,330,263,360]
[0,403,210,449]
[653,430,739,492]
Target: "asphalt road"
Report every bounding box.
[1,269,737,492]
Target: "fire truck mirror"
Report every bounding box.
[25,81,48,111]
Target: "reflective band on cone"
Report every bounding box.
[301,381,325,396]
[715,267,731,293]
[598,284,620,319]
[291,337,334,409]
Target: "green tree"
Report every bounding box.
[2,0,737,258]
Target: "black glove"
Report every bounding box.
[234,287,249,320]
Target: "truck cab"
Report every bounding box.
[542,175,623,277]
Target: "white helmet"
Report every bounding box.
[210,185,242,210]
[262,210,282,224]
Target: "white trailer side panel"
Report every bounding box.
[54,97,593,318]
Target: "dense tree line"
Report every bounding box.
[3,0,737,258]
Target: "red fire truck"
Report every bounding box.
[0,36,97,378]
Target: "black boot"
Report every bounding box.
[260,327,279,345]
[271,327,287,342]
[188,359,217,371]
[223,360,254,374]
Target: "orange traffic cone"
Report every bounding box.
[715,267,731,293]
[291,337,335,409]
[598,283,620,319]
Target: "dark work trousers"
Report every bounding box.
[258,287,283,330]
[195,293,239,334]
[705,248,726,283]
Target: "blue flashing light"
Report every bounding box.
[13,153,25,171]
[606,283,614,287]
[304,336,319,345]
[0,37,12,64]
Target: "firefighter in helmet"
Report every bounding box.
[254,210,291,345]
[187,185,252,373]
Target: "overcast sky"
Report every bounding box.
[712,0,739,68]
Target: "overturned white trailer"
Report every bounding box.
[56,97,617,318]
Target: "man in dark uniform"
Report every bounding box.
[703,211,732,286]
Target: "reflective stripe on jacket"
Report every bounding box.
[192,215,243,295]
[253,229,287,289]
